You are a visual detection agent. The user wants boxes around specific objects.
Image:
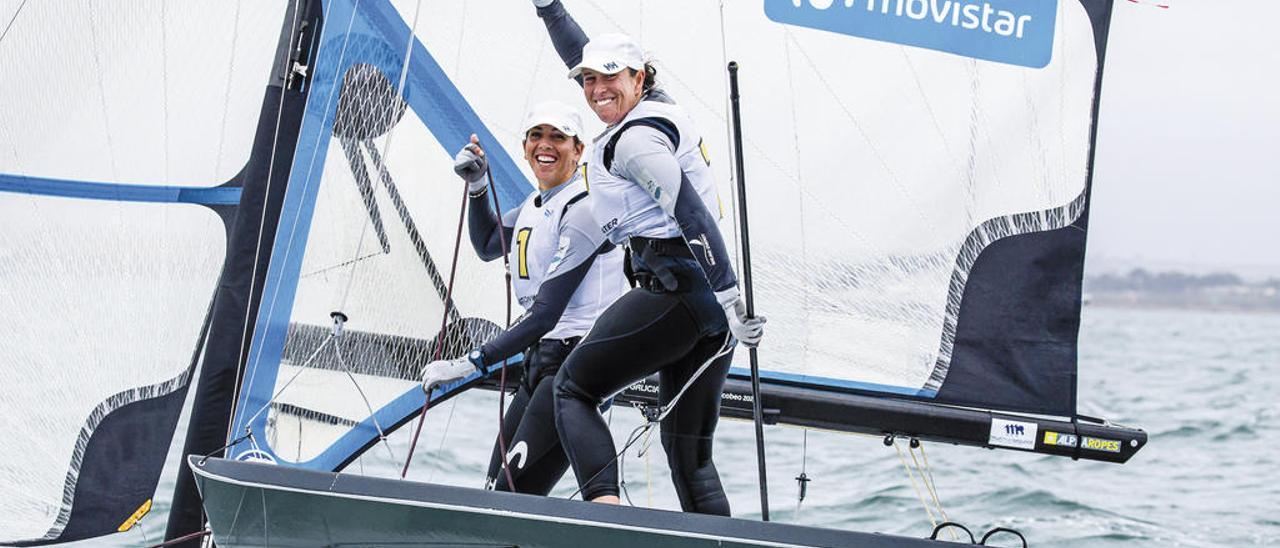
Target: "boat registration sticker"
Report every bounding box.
[988,418,1037,450]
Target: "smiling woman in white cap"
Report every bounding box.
[531,1,766,516]
[420,101,627,496]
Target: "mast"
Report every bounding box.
[164,1,322,543]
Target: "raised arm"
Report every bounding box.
[534,0,589,73]
[454,136,516,260]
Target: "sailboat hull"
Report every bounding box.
[191,456,942,547]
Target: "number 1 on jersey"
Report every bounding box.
[515,227,532,279]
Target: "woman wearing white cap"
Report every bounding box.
[531,1,766,515]
[420,101,627,495]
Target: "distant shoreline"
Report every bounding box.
[1083,269,1280,314]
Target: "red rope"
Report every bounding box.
[401,181,470,479]
[485,159,517,493]
[147,529,211,548]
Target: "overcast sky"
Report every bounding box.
[1088,0,1280,279]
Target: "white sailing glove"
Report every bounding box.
[532,0,554,7]
[453,138,488,193]
[715,288,766,348]
[421,352,483,394]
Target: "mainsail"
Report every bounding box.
[220,0,1142,476]
[0,1,296,544]
[0,0,1145,543]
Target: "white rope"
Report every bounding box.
[652,332,734,424]
[331,335,398,463]
[243,335,331,428]
[913,442,949,525]
[892,438,939,528]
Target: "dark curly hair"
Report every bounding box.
[629,62,659,94]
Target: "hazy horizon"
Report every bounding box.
[1086,0,1280,280]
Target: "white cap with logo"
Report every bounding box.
[567,33,645,79]
[521,101,584,138]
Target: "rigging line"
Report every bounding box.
[159,1,170,182]
[146,528,210,548]
[337,214,375,312]
[0,0,28,46]
[401,181,470,479]
[914,442,949,525]
[898,46,960,170]
[363,141,460,320]
[907,444,944,523]
[232,0,314,438]
[359,0,420,241]
[618,420,637,506]
[716,0,743,280]
[783,31,942,239]
[645,426,653,508]
[84,6,119,182]
[781,27,812,371]
[334,141,388,313]
[452,2,467,76]
[795,428,808,518]
[242,335,333,430]
[892,438,939,529]
[260,484,270,545]
[570,422,652,502]
[654,332,733,423]
[519,37,546,131]
[331,330,398,464]
[212,0,243,180]
[1019,71,1054,207]
[300,250,383,279]
[483,157,518,493]
[426,399,458,484]
[565,334,731,501]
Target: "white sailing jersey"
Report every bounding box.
[587,99,722,244]
[509,170,627,339]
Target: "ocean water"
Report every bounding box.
[104,306,1279,547]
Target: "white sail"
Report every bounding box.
[226,0,1108,469]
[0,1,287,543]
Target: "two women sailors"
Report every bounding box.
[533,0,766,515]
[420,102,627,495]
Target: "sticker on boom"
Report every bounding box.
[1081,436,1121,453]
[1043,431,1078,448]
[764,0,1059,69]
[989,418,1037,450]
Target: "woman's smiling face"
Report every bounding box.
[523,124,583,190]
[581,68,646,126]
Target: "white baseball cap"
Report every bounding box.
[521,101,583,138]
[567,33,645,79]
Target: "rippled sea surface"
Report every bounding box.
[108,307,1279,547]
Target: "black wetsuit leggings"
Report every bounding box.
[484,338,579,495]
[553,261,734,516]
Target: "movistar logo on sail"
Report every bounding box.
[765,0,1058,69]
